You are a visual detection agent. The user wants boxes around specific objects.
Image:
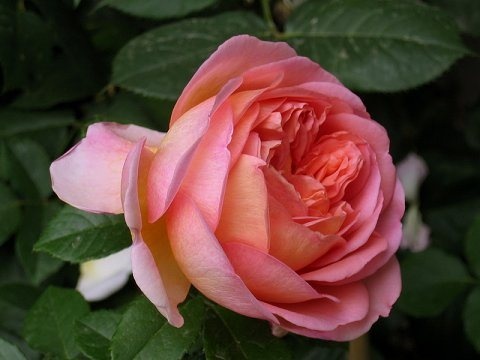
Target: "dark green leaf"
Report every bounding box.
[398,248,472,317]
[35,205,131,263]
[0,182,21,246]
[464,286,480,353]
[101,0,217,20]
[285,0,468,92]
[0,284,41,335]
[285,336,347,360]
[431,0,480,36]
[465,215,480,278]
[0,337,26,360]
[112,12,267,99]
[204,304,292,360]
[7,138,51,199]
[15,205,63,284]
[24,287,89,359]
[111,296,205,360]
[75,310,121,360]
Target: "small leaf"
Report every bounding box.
[0,337,26,360]
[0,284,41,335]
[75,310,121,360]
[285,0,468,92]
[24,287,90,359]
[112,12,267,100]
[464,286,480,353]
[111,296,204,360]
[398,248,472,317]
[36,205,131,263]
[101,0,217,20]
[0,182,21,246]
[204,304,292,360]
[466,215,480,278]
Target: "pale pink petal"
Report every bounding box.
[167,193,277,323]
[263,282,369,332]
[180,102,233,229]
[222,242,322,303]
[51,122,164,214]
[171,35,297,123]
[147,97,214,223]
[122,139,190,327]
[215,154,270,252]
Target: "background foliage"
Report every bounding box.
[0,0,479,358]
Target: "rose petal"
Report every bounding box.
[167,193,277,323]
[215,154,270,252]
[51,122,164,214]
[263,282,369,332]
[122,139,190,327]
[223,241,322,303]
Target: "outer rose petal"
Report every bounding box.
[167,193,278,324]
[122,139,190,327]
[50,122,164,214]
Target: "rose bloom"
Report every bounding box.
[51,35,404,341]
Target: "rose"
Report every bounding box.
[51,35,404,341]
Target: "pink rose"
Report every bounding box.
[51,35,404,341]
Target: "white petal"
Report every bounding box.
[397,153,428,203]
[401,205,430,252]
[76,247,132,301]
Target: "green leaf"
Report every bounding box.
[7,138,51,199]
[464,286,480,353]
[111,296,205,360]
[75,310,121,360]
[35,205,131,263]
[101,0,217,20]
[398,248,472,317]
[0,182,21,246]
[112,12,267,100]
[284,0,468,92]
[466,215,480,278]
[432,0,480,36]
[0,284,41,335]
[24,287,89,359]
[204,304,292,360]
[285,336,346,360]
[0,337,26,360]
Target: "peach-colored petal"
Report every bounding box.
[147,97,214,223]
[215,154,270,252]
[301,232,388,283]
[268,196,344,271]
[167,193,277,323]
[180,102,233,229]
[122,139,190,327]
[222,242,321,303]
[51,122,164,214]
[263,282,369,332]
[171,35,297,123]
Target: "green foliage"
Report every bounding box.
[35,206,131,263]
[0,182,21,246]
[465,215,480,277]
[24,287,90,359]
[464,286,480,352]
[112,12,267,99]
[284,0,468,92]
[398,248,472,317]
[0,337,26,360]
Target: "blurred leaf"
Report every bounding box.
[398,248,472,317]
[0,337,26,360]
[431,0,480,36]
[112,12,267,99]
[15,204,63,285]
[0,182,21,246]
[24,287,89,359]
[464,286,480,353]
[204,304,292,360]
[465,215,480,278]
[0,284,41,335]
[111,296,204,360]
[465,108,480,152]
[285,0,468,92]
[74,310,121,360]
[36,205,131,263]
[101,0,218,20]
[7,138,51,199]
[0,0,19,91]
[284,336,347,360]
